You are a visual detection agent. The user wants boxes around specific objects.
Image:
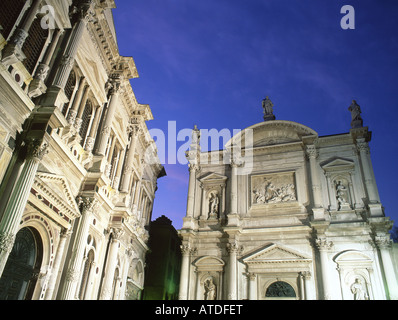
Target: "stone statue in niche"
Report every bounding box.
[208,192,219,219]
[204,277,217,300]
[335,180,350,210]
[350,278,369,300]
[252,177,296,205]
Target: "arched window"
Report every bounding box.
[62,70,77,116]
[0,227,43,300]
[79,100,93,147]
[0,0,26,40]
[22,16,49,75]
[265,281,296,298]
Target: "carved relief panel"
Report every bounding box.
[250,172,297,207]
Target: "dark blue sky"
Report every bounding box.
[113,0,398,229]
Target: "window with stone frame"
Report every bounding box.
[0,0,26,40]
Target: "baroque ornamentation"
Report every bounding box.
[252,173,296,205]
[0,231,16,254]
[76,196,99,214]
[306,145,318,159]
[26,139,49,161]
[315,238,333,251]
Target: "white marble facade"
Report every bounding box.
[179,98,398,300]
[0,0,163,300]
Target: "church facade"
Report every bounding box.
[0,0,164,300]
[179,98,398,300]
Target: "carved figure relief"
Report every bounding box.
[208,192,220,218]
[252,173,296,205]
[334,179,351,211]
[204,277,217,300]
[350,278,369,300]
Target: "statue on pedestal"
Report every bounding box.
[262,96,276,122]
[348,100,363,129]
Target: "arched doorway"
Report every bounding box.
[0,227,43,300]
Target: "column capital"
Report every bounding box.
[26,139,49,161]
[306,144,319,159]
[356,139,370,154]
[315,238,333,251]
[226,241,243,255]
[180,243,196,256]
[110,228,124,241]
[73,0,95,23]
[76,196,99,214]
[374,235,392,249]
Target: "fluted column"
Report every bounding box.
[96,78,123,156]
[247,273,257,300]
[60,197,98,300]
[120,121,141,193]
[375,236,398,299]
[179,244,193,300]
[230,163,238,215]
[100,228,124,300]
[0,139,48,278]
[67,77,87,125]
[29,29,63,98]
[186,164,199,218]
[51,0,93,91]
[85,105,102,152]
[306,145,326,220]
[315,238,333,300]
[45,228,71,300]
[356,139,380,204]
[74,86,91,132]
[227,241,240,300]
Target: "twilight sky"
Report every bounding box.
[112,0,398,230]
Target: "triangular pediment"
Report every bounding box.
[199,172,228,183]
[321,157,355,171]
[243,244,310,264]
[33,172,80,217]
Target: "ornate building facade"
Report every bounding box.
[179,98,398,300]
[0,0,164,300]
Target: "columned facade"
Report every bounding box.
[179,98,398,300]
[0,0,164,300]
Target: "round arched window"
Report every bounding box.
[266,281,296,298]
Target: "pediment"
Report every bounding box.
[199,172,228,183]
[194,256,225,272]
[321,157,355,171]
[226,121,318,149]
[334,250,373,265]
[33,172,80,218]
[243,244,310,264]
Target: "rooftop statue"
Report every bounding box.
[262,96,276,121]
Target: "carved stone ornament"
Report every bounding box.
[251,172,296,205]
[306,145,318,159]
[0,231,16,254]
[315,238,333,251]
[26,139,49,161]
[76,196,99,214]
